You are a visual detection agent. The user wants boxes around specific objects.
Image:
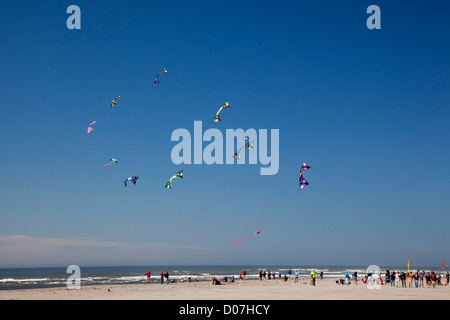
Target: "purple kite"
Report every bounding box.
[300,163,310,175]
[299,175,309,190]
[299,162,310,190]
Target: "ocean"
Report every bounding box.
[0,265,445,290]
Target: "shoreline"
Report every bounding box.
[2,278,449,300]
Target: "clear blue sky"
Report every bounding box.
[1,0,449,268]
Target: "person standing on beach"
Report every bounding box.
[164,271,169,285]
[425,272,431,287]
[320,271,323,280]
[401,272,406,287]
[353,272,358,285]
[408,272,413,288]
[344,272,350,285]
[294,270,299,283]
[390,272,396,287]
[431,272,436,288]
[395,271,400,287]
[145,270,151,284]
[419,271,424,287]
[241,269,246,280]
[160,272,164,284]
[446,272,449,286]
[310,270,316,286]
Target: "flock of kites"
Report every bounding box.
[86,68,311,243]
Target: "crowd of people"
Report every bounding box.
[335,270,450,288]
[257,269,290,281]
[143,268,450,288]
[254,269,324,285]
[384,270,449,288]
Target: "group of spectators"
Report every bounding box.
[258,269,280,281]
[210,268,450,289]
[256,269,324,285]
[385,270,450,288]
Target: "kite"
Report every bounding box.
[299,163,310,190]
[232,140,254,160]
[231,231,261,244]
[110,95,121,108]
[87,121,96,134]
[153,68,167,87]
[100,158,118,167]
[124,176,139,187]
[299,175,309,190]
[165,169,183,189]
[300,163,310,175]
[212,101,230,123]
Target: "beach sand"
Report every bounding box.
[1,278,449,300]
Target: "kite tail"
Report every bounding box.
[230,234,255,243]
[100,162,113,167]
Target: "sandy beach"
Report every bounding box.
[2,278,449,300]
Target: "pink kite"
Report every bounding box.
[230,231,261,244]
[87,121,96,134]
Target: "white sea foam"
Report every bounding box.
[0,277,49,283]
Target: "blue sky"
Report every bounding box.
[1,0,449,268]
